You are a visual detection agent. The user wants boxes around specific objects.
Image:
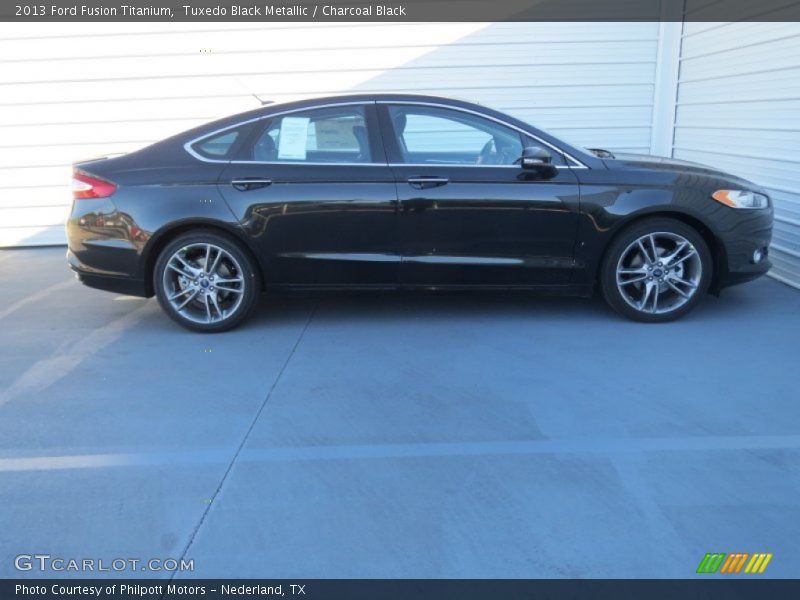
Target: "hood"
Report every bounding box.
[604,152,716,169]
[602,152,760,190]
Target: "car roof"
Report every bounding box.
[165,92,597,168]
[169,93,492,145]
[260,92,479,106]
[215,93,486,123]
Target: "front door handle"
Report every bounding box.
[231,178,272,191]
[407,176,449,190]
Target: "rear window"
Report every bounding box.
[191,129,241,160]
[252,106,371,163]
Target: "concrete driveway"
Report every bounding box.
[1,247,798,579]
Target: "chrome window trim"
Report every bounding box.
[377,100,589,169]
[195,160,573,170]
[184,99,589,169]
[389,163,575,170]
[223,160,386,167]
[183,101,381,165]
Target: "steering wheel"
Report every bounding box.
[478,136,516,165]
[477,139,497,165]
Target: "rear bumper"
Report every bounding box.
[65,195,150,297]
[67,250,148,296]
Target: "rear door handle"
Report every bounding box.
[407,176,449,190]
[231,178,272,191]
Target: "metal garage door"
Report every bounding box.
[672,21,800,288]
[0,22,660,248]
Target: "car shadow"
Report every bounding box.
[244,282,777,328]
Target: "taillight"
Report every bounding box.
[72,170,117,199]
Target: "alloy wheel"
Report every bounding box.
[162,243,246,324]
[615,232,702,315]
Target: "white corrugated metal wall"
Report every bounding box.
[672,21,800,288]
[0,20,798,289]
[0,22,660,248]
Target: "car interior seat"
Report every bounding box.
[254,133,278,161]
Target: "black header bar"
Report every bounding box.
[2,0,800,22]
[4,579,800,600]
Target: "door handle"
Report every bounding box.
[407,176,448,190]
[231,178,272,191]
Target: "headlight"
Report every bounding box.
[711,190,769,209]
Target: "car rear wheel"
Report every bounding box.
[154,231,260,332]
[600,218,712,322]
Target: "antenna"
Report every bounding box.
[252,94,274,106]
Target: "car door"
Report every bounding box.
[377,103,581,287]
[217,102,399,287]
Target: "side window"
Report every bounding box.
[191,129,242,160]
[252,106,371,163]
[388,105,523,166]
[388,105,566,166]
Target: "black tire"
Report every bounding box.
[600,218,712,322]
[153,230,261,332]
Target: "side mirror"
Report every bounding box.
[519,146,553,169]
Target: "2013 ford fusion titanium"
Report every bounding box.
[67,94,773,332]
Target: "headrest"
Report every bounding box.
[254,134,276,161]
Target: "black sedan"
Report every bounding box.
[67,94,773,331]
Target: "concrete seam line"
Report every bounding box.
[0,278,74,322]
[0,301,152,408]
[165,303,318,591]
[4,434,800,473]
[610,455,686,557]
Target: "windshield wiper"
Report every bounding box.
[588,148,615,159]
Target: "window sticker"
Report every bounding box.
[278,117,310,160]
[315,119,358,150]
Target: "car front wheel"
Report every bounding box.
[154,230,260,332]
[600,218,712,322]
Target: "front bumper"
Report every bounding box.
[715,206,773,289]
[718,255,772,289]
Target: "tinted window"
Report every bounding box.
[388,105,566,166]
[252,106,371,163]
[388,105,524,166]
[192,130,241,159]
